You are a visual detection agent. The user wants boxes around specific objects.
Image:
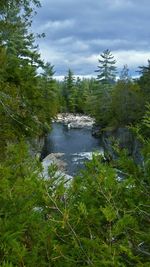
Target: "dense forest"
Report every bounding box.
[0,1,150,266]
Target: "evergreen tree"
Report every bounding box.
[111,81,143,126]
[92,50,117,125]
[120,64,131,82]
[63,69,76,113]
[38,63,59,119]
[95,49,117,85]
[138,60,150,101]
[1,117,150,266]
[75,78,91,113]
[1,2,150,266]
[0,0,57,157]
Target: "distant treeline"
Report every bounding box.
[56,52,150,131]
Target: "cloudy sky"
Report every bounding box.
[32,0,150,78]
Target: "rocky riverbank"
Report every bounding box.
[41,114,143,179]
[55,113,95,129]
[27,135,45,158]
[92,126,143,165]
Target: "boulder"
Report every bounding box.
[42,153,72,181]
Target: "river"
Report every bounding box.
[42,122,103,176]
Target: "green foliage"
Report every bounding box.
[86,65,148,128]
[0,0,59,158]
[56,56,149,130]
[0,142,47,266]
[0,141,67,266]
[37,63,59,120]
[0,126,150,266]
[111,81,144,126]
[138,60,150,102]
[36,149,149,266]
[95,49,117,85]
[142,103,150,129]
[62,69,77,113]
[0,0,150,265]
[120,64,131,82]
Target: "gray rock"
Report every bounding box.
[27,136,45,158]
[101,127,143,165]
[55,113,95,129]
[92,125,102,137]
[42,153,73,181]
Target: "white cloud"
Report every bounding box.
[82,50,150,72]
[57,37,89,51]
[38,42,150,76]
[40,19,75,31]
[114,50,150,68]
[72,40,89,51]
[79,50,150,69]
[39,46,62,62]
[33,0,150,76]
[83,54,98,65]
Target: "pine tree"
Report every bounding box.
[92,50,117,125]
[111,81,143,126]
[138,60,150,101]
[95,49,117,85]
[38,63,59,119]
[120,64,130,82]
[63,69,76,113]
[0,0,57,157]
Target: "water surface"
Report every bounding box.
[43,122,103,175]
